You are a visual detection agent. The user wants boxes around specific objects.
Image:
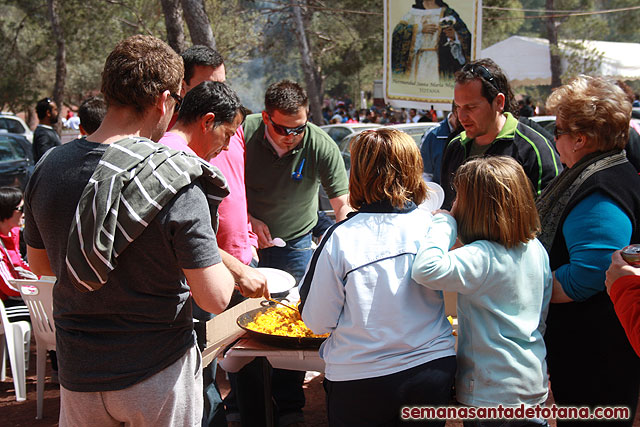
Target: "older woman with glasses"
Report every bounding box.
[537,76,640,426]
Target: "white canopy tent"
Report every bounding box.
[481,36,640,86]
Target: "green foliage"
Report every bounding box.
[482,0,525,48]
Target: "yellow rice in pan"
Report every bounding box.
[246,306,329,338]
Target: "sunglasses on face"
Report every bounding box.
[268,114,307,136]
[15,205,23,213]
[463,64,499,92]
[170,93,182,113]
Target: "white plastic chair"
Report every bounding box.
[13,277,56,419]
[0,298,31,401]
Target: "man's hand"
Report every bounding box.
[234,264,270,299]
[606,250,640,294]
[249,215,274,249]
[220,249,269,299]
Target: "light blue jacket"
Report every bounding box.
[300,203,456,381]
[412,214,552,407]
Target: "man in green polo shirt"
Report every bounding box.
[238,79,349,426]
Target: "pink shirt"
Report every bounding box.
[158,131,197,156]
[209,126,257,265]
[159,129,257,265]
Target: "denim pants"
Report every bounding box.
[231,232,313,426]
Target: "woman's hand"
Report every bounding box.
[421,22,438,35]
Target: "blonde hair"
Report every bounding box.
[546,75,630,151]
[452,156,540,248]
[349,129,427,210]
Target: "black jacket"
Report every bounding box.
[441,112,562,210]
[33,125,61,163]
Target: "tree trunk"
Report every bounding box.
[291,1,323,125]
[47,0,66,134]
[181,0,216,50]
[161,0,185,54]
[545,0,562,88]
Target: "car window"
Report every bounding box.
[0,136,24,161]
[326,127,351,143]
[0,118,26,134]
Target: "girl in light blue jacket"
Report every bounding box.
[412,156,552,427]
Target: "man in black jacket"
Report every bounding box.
[441,58,562,209]
[32,97,61,162]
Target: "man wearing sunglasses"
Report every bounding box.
[237,79,349,426]
[440,58,562,210]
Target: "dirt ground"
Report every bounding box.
[1,340,639,426]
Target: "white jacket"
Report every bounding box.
[299,203,455,381]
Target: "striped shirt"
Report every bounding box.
[65,137,229,292]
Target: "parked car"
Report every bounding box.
[0,113,33,142]
[337,122,439,171]
[320,123,381,144]
[0,133,35,190]
[528,115,556,135]
[318,122,439,210]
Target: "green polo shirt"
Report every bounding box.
[244,114,348,241]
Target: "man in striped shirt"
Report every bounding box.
[24,35,235,426]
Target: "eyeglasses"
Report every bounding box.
[268,114,307,136]
[170,93,182,113]
[554,127,570,139]
[463,64,499,92]
[15,205,23,213]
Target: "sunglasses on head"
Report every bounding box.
[170,93,182,113]
[268,114,307,136]
[463,64,499,92]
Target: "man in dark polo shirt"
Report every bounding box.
[237,79,349,426]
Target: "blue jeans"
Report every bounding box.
[257,232,314,284]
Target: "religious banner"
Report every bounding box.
[384,0,483,110]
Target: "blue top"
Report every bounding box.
[300,204,455,381]
[412,214,552,407]
[555,192,632,301]
[420,117,451,184]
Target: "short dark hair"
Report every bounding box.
[455,58,517,115]
[182,45,224,85]
[264,80,309,115]
[177,81,243,127]
[35,98,53,120]
[0,186,23,221]
[78,96,107,134]
[101,35,183,115]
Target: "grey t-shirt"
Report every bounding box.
[24,138,222,392]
